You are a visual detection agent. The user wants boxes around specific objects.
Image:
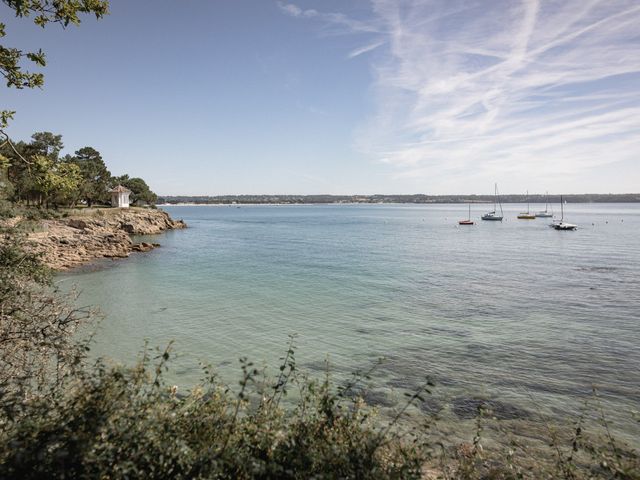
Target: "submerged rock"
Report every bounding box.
[361,390,397,408]
[131,242,156,252]
[451,397,532,420]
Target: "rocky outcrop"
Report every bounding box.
[131,242,160,253]
[26,208,186,270]
[109,209,187,235]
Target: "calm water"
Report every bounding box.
[59,203,640,443]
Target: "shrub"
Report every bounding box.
[0,346,428,479]
[0,233,638,479]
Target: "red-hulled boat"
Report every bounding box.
[459,204,475,225]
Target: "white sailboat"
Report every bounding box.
[482,183,504,221]
[551,195,577,230]
[536,191,553,218]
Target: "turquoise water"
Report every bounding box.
[59,203,640,442]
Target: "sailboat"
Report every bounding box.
[551,195,577,230]
[517,191,536,219]
[459,203,475,225]
[482,183,503,221]
[535,191,553,218]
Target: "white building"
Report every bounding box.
[109,185,131,208]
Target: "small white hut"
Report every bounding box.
[109,185,131,208]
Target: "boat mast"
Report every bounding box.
[526,190,530,214]
[545,191,549,213]
[560,195,564,221]
[468,203,471,220]
[493,183,497,212]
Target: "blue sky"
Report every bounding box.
[2,0,639,195]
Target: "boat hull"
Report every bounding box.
[552,222,577,230]
[535,212,553,218]
[517,214,536,219]
[481,215,503,221]
[458,220,475,225]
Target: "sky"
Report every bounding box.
[2,0,640,195]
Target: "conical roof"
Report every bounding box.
[109,185,131,193]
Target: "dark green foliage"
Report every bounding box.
[0,232,94,420]
[1,132,157,208]
[0,156,13,207]
[0,229,50,286]
[65,146,112,206]
[2,0,109,26]
[113,174,158,205]
[0,0,109,127]
[28,131,64,158]
[2,139,33,201]
[0,346,427,479]
[2,132,82,207]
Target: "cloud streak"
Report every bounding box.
[280,0,640,192]
[348,40,385,59]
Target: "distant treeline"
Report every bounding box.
[158,193,640,205]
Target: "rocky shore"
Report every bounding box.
[25,208,186,270]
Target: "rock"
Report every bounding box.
[67,219,88,230]
[131,242,156,253]
[418,397,442,415]
[120,223,135,234]
[362,390,397,407]
[25,208,185,270]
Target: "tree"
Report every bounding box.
[1,132,87,207]
[32,154,81,207]
[29,131,64,158]
[3,132,69,205]
[66,146,111,206]
[0,152,13,208]
[0,0,109,130]
[113,174,157,205]
[1,1,110,204]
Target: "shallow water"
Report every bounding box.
[59,203,640,443]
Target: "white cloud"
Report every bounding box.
[277,2,317,18]
[348,40,385,59]
[280,0,640,192]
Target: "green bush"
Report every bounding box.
[0,347,427,479]
[0,232,638,479]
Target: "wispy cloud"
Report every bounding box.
[277,2,318,19]
[348,40,385,59]
[280,0,640,192]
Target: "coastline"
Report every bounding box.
[23,207,186,271]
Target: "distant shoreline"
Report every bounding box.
[157,193,640,206]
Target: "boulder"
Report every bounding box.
[66,219,88,230]
[131,242,157,253]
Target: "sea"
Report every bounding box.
[59,203,640,445]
